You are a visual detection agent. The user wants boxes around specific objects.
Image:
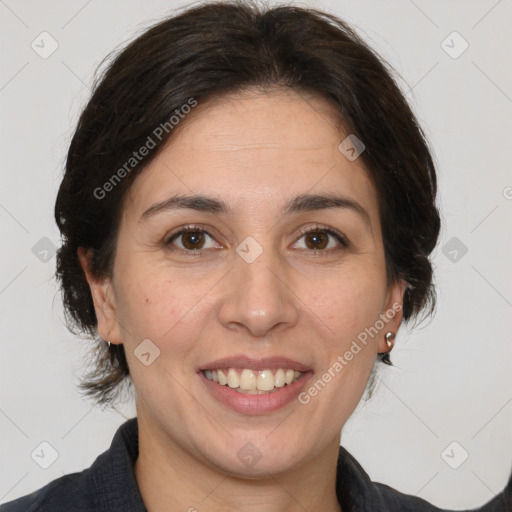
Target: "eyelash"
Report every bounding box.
[164,224,350,257]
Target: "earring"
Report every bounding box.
[378,331,395,366]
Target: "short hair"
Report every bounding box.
[54,0,441,407]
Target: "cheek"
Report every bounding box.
[114,272,203,396]
[115,249,181,325]
[307,280,380,410]
[116,277,169,338]
[300,263,385,409]
[308,264,387,340]
[113,260,215,364]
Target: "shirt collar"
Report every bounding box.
[86,417,147,511]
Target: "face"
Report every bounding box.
[81,88,405,477]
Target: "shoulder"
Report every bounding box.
[374,476,512,512]
[338,443,512,511]
[372,481,445,511]
[0,471,91,512]
[337,444,445,511]
[0,417,144,512]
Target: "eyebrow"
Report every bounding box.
[139,192,372,229]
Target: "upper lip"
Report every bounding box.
[199,355,312,373]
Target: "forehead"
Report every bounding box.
[123,88,379,223]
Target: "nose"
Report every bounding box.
[217,245,299,337]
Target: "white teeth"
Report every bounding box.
[217,369,227,385]
[274,368,285,388]
[227,368,239,388]
[239,369,256,391]
[236,389,275,395]
[257,369,275,391]
[203,367,304,391]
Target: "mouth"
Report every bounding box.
[201,368,305,394]
[198,356,313,414]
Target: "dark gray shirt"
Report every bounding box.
[1,418,510,511]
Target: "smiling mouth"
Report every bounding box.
[201,368,305,394]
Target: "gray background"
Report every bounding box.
[1,0,511,508]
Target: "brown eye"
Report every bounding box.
[166,227,218,253]
[180,230,206,250]
[294,226,349,254]
[303,231,329,250]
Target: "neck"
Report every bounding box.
[133,413,343,512]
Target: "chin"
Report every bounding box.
[197,432,308,478]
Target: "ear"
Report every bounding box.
[77,247,122,345]
[377,278,408,353]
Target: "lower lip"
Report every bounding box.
[199,371,313,415]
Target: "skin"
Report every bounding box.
[79,88,406,512]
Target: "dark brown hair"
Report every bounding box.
[55,0,440,407]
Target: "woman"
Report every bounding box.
[1,1,510,510]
